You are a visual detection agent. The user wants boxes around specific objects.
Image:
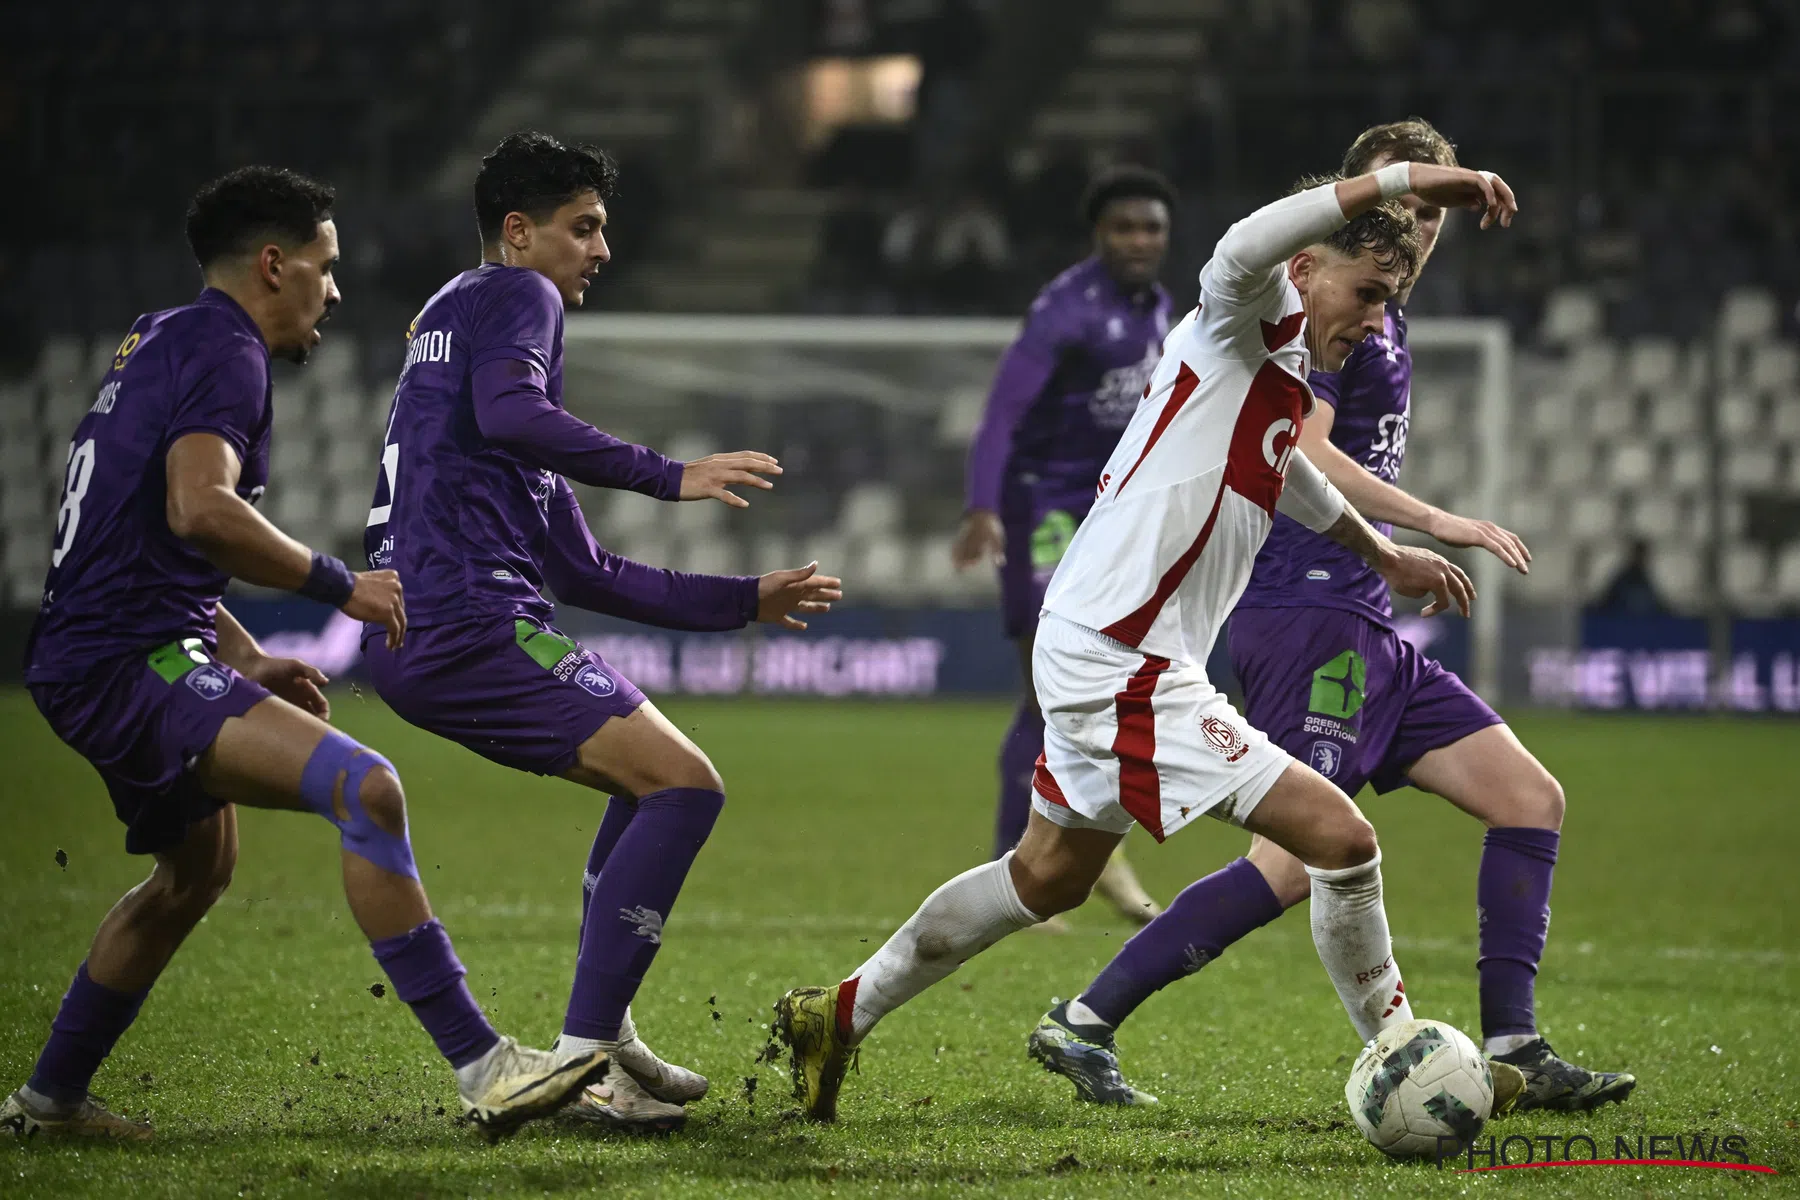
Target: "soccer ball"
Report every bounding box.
[1345,1018,1493,1158]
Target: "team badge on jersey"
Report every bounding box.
[574,663,617,698]
[185,664,234,701]
[1200,715,1249,763]
[1309,739,1342,778]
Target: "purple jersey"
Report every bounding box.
[366,264,590,625]
[1236,301,1411,627]
[26,289,272,682]
[965,257,1173,515]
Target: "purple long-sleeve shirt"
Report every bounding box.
[1237,301,1411,626]
[27,289,272,681]
[964,257,1171,515]
[365,264,755,630]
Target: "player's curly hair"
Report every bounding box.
[185,166,335,268]
[475,132,619,242]
[1341,117,1458,176]
[1081,165,1177,227]
[1289,173,1423,283]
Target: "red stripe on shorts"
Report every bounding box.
[1112,654,1172,840]
[1031,751,1069,807]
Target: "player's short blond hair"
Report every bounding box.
[1287,173,1423,284]
[1341,118,1458,176]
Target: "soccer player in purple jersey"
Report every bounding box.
[362,133,841,1133]
[3,168,607,1144]
[1031,121,1634,1112]
[952,167,1179,927]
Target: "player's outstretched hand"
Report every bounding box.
[1426,511,1533,574]
[951,509,1005,569]
[344,569,407,650]
[244,654,331,718]
[681,452,782,508]
[1378,545,1475,618]
[757,562,843,631]
[1405,164,1518,230]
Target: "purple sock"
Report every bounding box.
[563,787,724,1042]
[577,796,638,951]
[1079,857,1284,1027]
[370,919,500,1069]
[993,701,1043,858]
[27,962,149,1106]
[1477,826,1559,1039]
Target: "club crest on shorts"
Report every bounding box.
[574,662,617,698]
[185,664,233,700]
[1200,715,1249,762]
[1309,739,1342,778]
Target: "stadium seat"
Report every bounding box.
[664,432,720,464]
[671,493,725,536]
[936,387,988,446]
[1544,441,1594,490]
[678,536,742,577]
[316,387,366,436]
[838,483,904,538]
[620,532,674,569]
[1588,392,1637,436]
[1748,342,1799,393]
[323,439,373,482]
[1502,492,1556,539]
[1527,392,1578,438]
[1628,492,1680,540]
[36,336,85,388]
[1515,541,1574,599]
[1625,337,1680,393]
[306,335,361,387]
[1538,287,1602,347]
[750,533,794,575]
[1721,543,1773,613]
[1565,340,1618,397]
[1605,441,1656,490]
[1419,442,1471,493]
[273,484,323,527]
[1580,542,1627,601]
[911,534,965,601]
[599,488,669,537]
[1569,494,1618,542]
[1667,442,1710,491]
[1774,543,1800,605]
[329,488,371,531]
[1724,444,1780,491]
[1718,391,1763,439]
[1649,543,1705,610]
[1648,391,1701,437]
[855,534,911,602]
[798,534,849,584]
[1717,288,1778,346]
[1772,391,1800,441]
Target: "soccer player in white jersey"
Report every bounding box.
[773,161,1518,1121]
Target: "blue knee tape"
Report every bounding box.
[299,731,418,880]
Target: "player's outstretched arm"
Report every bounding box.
[1297,405,1530,573]
[755,562,844,631]
[165,432,407,648]
[1282,448,1473,617]
[955,312,1063,569]
[472,359,779,506]
[213,602,331,716]
[542,484,761,630]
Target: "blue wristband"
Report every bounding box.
[298,551,356,608]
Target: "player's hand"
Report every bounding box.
[1405,164,1517,230]
[243,653,331,718]
[1425,511,1532,574]
[951,509,1005,569]
[680,452,781,508]
[343,569,407,650]
[1378,545,1475,618]
[756,562,842,631]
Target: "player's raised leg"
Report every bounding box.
[551,701,725,1132]
[1405,724,1635,1110]
[777,812,1110,1121]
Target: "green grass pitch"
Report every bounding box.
[1,689,1796,1197]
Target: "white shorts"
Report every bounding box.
[1030,612,1290,841]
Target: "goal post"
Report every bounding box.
[562,313,1513,704]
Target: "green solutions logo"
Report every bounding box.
[1309,649,1366,720]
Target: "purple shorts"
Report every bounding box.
[366,616,645,776]
[30,639,270,855]
[999,484,1094,641]
[1227,607,1503,797]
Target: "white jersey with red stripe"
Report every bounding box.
[1040,248,1316,668]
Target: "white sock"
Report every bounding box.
[453,1038,507,1093]
[1307,850,1412,1042]
[846,852,1042,1042]
[555,1033,610,1064]
[1484,1032,1538,1057]
[1063,997,1112,1029]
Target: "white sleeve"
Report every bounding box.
[1204,182,1349,306]
[1277,448,1348,533]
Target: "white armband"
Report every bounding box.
[1277,449,1348,533]
[1375,162,1413,200]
